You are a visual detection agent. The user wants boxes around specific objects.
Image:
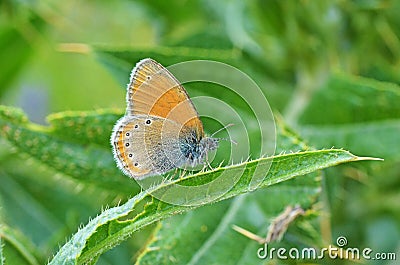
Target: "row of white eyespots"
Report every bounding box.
[110,117,155,176]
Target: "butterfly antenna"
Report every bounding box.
[210,123,237,145]
[220,137,237,145]
[210,123,235,138]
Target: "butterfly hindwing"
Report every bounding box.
[111,115,186,179]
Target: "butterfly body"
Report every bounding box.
[111,58,219,179]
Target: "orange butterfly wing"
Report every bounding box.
[126,58,203,135]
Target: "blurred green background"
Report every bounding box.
[0,0,399,264]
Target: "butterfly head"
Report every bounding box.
[200,137,219,154]
[194,136,219,166]
[199,137,218,164]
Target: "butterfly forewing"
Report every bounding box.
[127,58,204,133]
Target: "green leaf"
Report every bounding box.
[0,6,48,97]
[94,46,240,87]
[0,105,138,194]
[298,73,400,160]
[133,0,206,32]
[0,225,42,265]
[299,73,400,125]
[46,109,123,147]
[0,229,3,265]
[0,27,33,96]
[49,148,369,264]
[297,73,399,256]
[136,117,322,264]
[137,174,322,265]
[301,120,400,160]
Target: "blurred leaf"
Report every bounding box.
[0,230,3,265]
[134,0,219,43]
[206,1,337,76]
[0,225,42,265]
[299,73,400,158]
[135,0,205,27]
[49,148,367,264]
[340,1,400,71]
[47,109,123,147]
[0,105,138,194]
[0,160,113,251]
[94,46,240,86]
[0,6,47,98]
[298,73,400,256]
[362,63,400,85]
[301,120,400,159]
[169,31,234,50]
[0,27,33,96]
[299,73,400,125]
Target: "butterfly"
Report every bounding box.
[111,58,219,179]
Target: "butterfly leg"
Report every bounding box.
[176,167,185,179]
[204,152,215,171]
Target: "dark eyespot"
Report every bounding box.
[125,143,130,147]
[134,124,139,129]
[146,76,151,80]
[134,162,138,166]
[146,119,151,124]
[125,132,130,137]
[128,154,133,158]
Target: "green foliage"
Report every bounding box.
[0,225,41,265]
[297,73,400,256]
[1,1,398,264]
[49,139,361,264]
[136,122,321,265]
[0,104,375,264]
[0,106,137,194]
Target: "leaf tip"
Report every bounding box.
[354,156,384,162]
